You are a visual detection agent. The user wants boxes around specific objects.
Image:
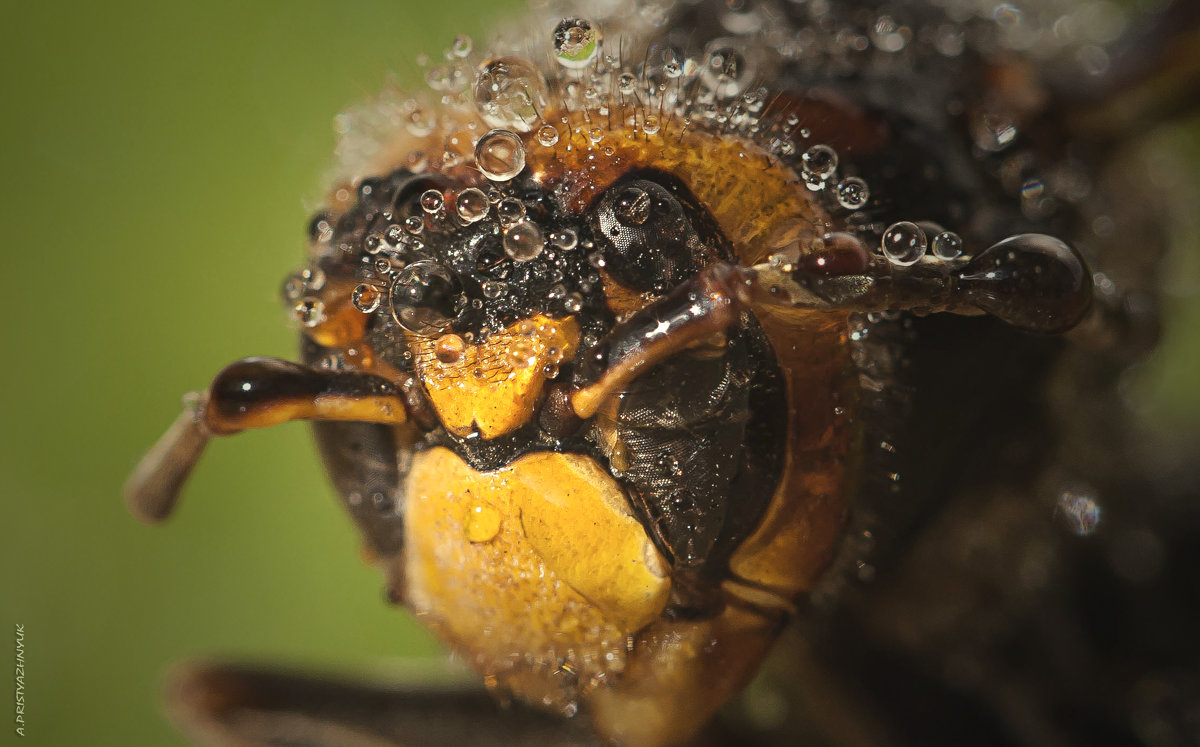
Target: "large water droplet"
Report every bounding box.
[473,57,548,133]
[506,338,539,369]
[956,233,1092,334]
[552,18,601,70]
[881,221,927,266]
[701,45,749,98]
[455,187,489,223]
[801,144,838,180]
[503,220,544,262]
[496,198,526,226]
[536,124,560,148]
[391,260,460,334]
[475,129,526,181]
[351,284,382,313]
[613,186,651,226]
[481,280,508,299]
[420,189,444,214]
[836,177,870,210]
[802,233,870,276]
[932,231,964,260]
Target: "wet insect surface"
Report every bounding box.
[122,0,1200,744]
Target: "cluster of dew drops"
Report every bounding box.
[288,0,1127,349]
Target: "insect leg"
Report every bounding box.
[560,226,1095,428]
[165,661,603,747]
[565,263,747,421]
[125,357,423,524]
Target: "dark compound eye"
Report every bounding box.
[591,174,713,293]
[390,260,461,334]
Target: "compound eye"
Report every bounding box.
[390,260,461,334]
[592,175,704,293]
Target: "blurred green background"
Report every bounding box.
[1,2,522,744]
[0,1,1196,746]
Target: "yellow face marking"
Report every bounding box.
[405,315,580,438]
[403,447,670,709]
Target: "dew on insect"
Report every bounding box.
[881,221,928,266]
[552,18,602,70]
[456,187,490,223]
[504,220,545,262]
[475,129,526,181]
[473,57,548,132]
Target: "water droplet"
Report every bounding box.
[450,35,473,58]
[465,503,501,543]
[473,57,549,133]
[454,187,489,224]
[642,115,661,135]
[932,231,964,260]
[613,186,651,226]
[391,260,460,334]
[506,338,539,369]
[308,213,333,243]
[481,280,508,299]
[536,124,560,147]
[563,292,583,313]
[802,233,869,276]
[956,233,1092,334]
[420,189,444,214]
[352,284,382,313]
[550,229,578,250]
[1057,487,1101,536]
[973,111,1018,152]
[701,45,748,98]
[617,72,638,95]
[496,198,526,226]
[870,15,911,52]
[801,144,838,180]
[293,298,326,328]
[425,64,455,92]
[475,129,526,181]
[553,18,602,70]
[836,177,870,210]
[881,221,927,266]
[435,333,466,365]
[281,267,326,302]
[404,215,425,234]
[503,221,544,262]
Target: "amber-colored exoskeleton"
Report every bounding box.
[127,1,1200,744]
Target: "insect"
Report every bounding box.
[126,0,1200,744]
